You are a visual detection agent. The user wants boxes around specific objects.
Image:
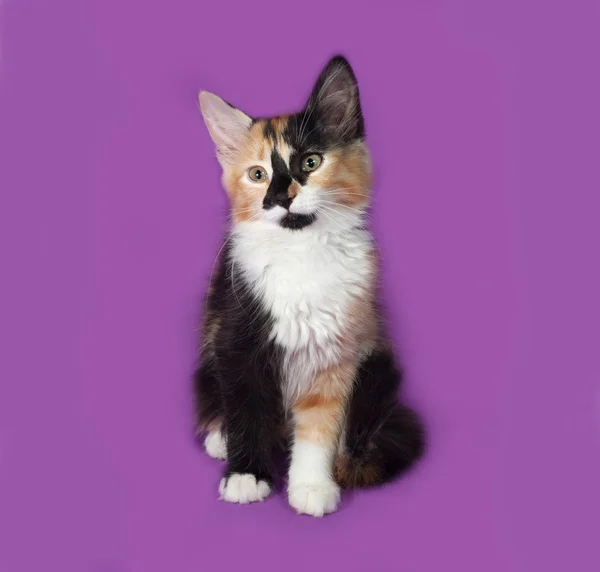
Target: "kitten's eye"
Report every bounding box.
[248,166,267,182]
[301,154,322,172]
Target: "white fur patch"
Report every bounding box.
[204,429,227,460]
[219,473,271,504]
[231,212,372,403]
[287,440,341,517]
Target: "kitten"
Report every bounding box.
[194,56,424,517]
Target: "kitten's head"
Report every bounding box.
[199,56,371,231]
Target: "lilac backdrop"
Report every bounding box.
[1,1,599,571]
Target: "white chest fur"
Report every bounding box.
[231,221,373,399]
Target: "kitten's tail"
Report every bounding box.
[334,352,425,489]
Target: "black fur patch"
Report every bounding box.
[193,360,222,431]
[344,349,425,485]
[262,119,276,141]
[280,212,317,230]
[195,242,285,486]
[263,150,292,210]
[283,55,365,152]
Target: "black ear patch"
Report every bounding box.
[282,56,365,152]
[304,55,364,144]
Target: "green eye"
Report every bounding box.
[301,154,322,172]
[248,166,267,182]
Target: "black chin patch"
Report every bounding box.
[280,213,317,230]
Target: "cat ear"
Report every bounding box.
[305,55,364,141]
[198,91,252,165]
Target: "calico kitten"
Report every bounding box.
[194,56,424,517]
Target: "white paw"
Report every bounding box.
[288,480,341,517]
[204,429,227,460]
[219,473,271,504]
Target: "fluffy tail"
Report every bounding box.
[334,351,425,489]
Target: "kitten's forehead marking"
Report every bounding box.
[274,141,293,166]
[263,117,288,145]
[257,118,294,168]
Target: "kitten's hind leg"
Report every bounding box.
[204,427,227,460]
[335,349,425,488]
[193,359,225,459]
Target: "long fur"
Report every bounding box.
[194,55,425,516]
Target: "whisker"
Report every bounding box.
[318,202,365,222]
[316,203,382,257]
[320,200,366,215]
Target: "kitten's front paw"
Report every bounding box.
[219,473,271,504]
[204,429,227,460]
[288,480,341,517]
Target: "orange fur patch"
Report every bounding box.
[295,392,340,411]
[271,116,289,143]
[222,123,273,223]
[292,361,356,445]
[309,142,372,209]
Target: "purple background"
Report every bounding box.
[1,1,599,571]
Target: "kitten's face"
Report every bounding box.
[199,56,372,231]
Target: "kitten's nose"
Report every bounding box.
[263,172,293,210]
[263,192,292,210]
